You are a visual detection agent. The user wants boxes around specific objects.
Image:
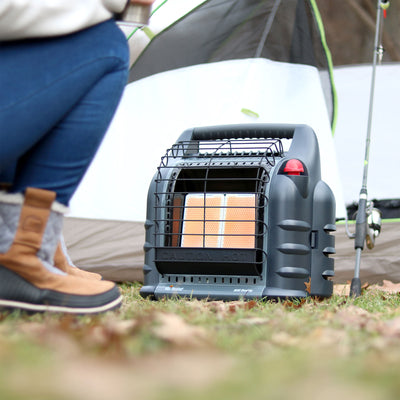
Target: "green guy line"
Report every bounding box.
[309,0,338,135]
[126,0,169,40]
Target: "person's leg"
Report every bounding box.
[0,20,128,311]
[0,19,129,205]
[0,164,15,191]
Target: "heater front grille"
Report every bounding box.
[151,137,285,277]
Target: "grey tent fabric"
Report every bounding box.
[334,221,400,284]
[63,217,145,282]
[63,217,400,284]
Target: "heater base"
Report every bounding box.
[154,283,265,301]
[140,283,313,301]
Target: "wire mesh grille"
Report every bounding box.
[153,138,285,252]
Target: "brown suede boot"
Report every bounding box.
[54,241,102,281]
[0,188,122,313]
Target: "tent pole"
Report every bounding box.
[349,0,388,297]
[254,0,281,58]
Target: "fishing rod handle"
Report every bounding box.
[354,192,368,250]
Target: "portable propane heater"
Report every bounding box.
[140,124,335,300]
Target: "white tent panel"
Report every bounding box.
[69,58,346,221]
[333,63,400,205]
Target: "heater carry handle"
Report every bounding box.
[178,124,299,142]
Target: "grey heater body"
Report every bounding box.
[140,124,335,300]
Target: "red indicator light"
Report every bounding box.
[283,159,304,176]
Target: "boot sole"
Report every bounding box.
[0,296,122,314]
[0,266,123,314]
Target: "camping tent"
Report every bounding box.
[63,0,399,284]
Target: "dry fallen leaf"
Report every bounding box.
[189,300,258,319]
[367,280,400,294]
[375,316,400,338]
[206,301,230,317]
[334,305,377,331]
[333,283,350,296]
[333,281,370,297]
[152,312,209,347]
[304,277,311,294]
[228,300,258,313]
[283,298,306,309]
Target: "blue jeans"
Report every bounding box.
[0,19,129,205]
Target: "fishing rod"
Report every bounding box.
[348,0,389,297]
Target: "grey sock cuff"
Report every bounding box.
[0,191,69,214]
[0,191,67,276]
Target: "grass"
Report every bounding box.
[1,282,400,400]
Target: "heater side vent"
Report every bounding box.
[162,274,263,286]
